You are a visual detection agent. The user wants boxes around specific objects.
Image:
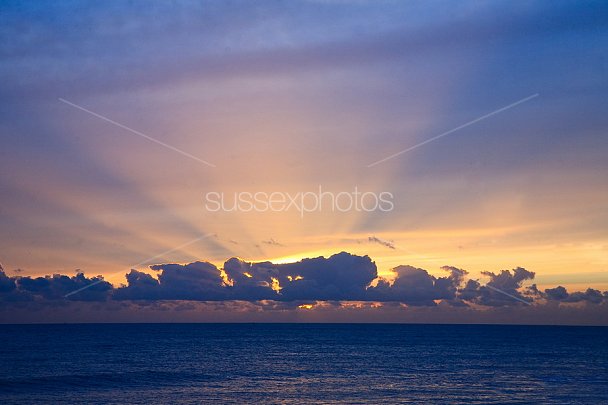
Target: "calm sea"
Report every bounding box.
[0,324,607,404]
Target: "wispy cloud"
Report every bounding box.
[368,236,396,250]
[262,238,284,247]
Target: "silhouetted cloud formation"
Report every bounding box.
[115,252,376,302]
[544,286,605,304]
[0,266,112,302]
[456,267,536,307]
[1,253,606,311]
[367,265,466,306]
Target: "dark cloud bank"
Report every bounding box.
[1,253,607,324]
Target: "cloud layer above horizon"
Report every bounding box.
[1,252,606,310]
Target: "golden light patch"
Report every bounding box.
[270,277,282,292]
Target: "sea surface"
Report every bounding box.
[0,324,607,404]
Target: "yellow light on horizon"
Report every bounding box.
[267,249,333,265]
[270,255,306,264]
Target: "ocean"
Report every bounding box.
[0,324,607,404]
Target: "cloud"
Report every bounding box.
[114,253,378,302]
[261,238,284,246]
[367,265,466,306]
[1,254,606,312]
[223,257,280,301]
[116,261,228,301]
[0,266,16,293]
[265,252,377,301]
[112,270,161,301]
[544,286,569,301]
[457,267,536,307]
[368,236,395,249]
[2,270,112,302]
[545,286,605,304]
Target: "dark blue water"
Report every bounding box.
[0,324,607,404]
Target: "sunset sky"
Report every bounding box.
[1,1,607,322]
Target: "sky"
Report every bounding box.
[0,0,607,323]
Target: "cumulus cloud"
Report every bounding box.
[0,254,606,311]
[367,265,468,306]
[267,252,377,301]
[0,265,16,293]
[544,286,605,304]
[0,268,112,302]
[113,252,377,302]
[116,261,228,301]
[459,267,537,307]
